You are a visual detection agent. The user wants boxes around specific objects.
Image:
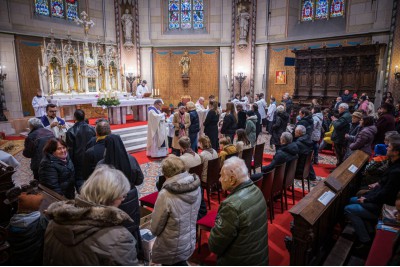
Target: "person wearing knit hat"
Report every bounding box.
[7,192,48,265]
[352,111,363,119]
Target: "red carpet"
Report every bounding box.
[88,115,148,130]
[3,135,25,140]
[130,150,161,165]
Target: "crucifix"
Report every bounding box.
[74,11,95,41]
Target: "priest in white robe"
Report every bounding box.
[146,99,168,158]
[195,97,207,136]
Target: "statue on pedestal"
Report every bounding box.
[237,6,250,48]
[121,9,134,48]
[179,51,191,77]
[67,65,75,92]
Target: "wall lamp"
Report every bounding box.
[395,65,400,80]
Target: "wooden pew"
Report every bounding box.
[286,150,369,265]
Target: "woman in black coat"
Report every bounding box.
[98,134,144,258]
[271,106,289,150]
[221,102,238,143]
[39,138,75,199]
[204,101,220,150]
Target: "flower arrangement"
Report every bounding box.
[97,97,120,107]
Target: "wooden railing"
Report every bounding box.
[286,150,369,265]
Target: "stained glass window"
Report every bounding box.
[193,0,204,29]
[315,0,329,20]
[51,0,64,18]
[168,0,205,30]
[35,0,50,16]
[66,0,78,21]
[34,0,79,20]
[301,0,345,22]
[301,0,314,21]
[330,0,345,18]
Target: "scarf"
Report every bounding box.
[179,112,186,137]
[183,148,195,156]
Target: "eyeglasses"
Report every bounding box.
[48,110,57,113]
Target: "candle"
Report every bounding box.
[157,89,160,96]
[152,89,154,95]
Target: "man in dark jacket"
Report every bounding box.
[331,103,352,166]
[23,118,54,180]
[282,93,293,121]
[250,132,298,182]
[209,157,268,265]
[187,102,200,152]
[293,107,314,138]
[66,109,96,191]
[83,119,111,180]
[252,104,262,140]
[344,134,400,247]
[333,96,343,112]
[294,125,316,180]
[374,103,396,145]
[341,90,353,103]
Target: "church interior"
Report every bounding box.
[1,0,400,266]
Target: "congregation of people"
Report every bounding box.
[5,88,400,265]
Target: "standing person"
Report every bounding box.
[41,104,66,139]
[66,109,96,191]
[266,96,277,134]
[293,107,314,138]
[32,89,48,119]
[245,110,257,147]
[23,118,54,180]
[311,106,323,164]
[195,97,207,136]
[282,93,293,122]
[270,105,289,151]
[333,97,343,112]
[172,104,190,156]
[136,80,149,98]
[252,103,262,141]
[255,93,268,128]
[242,91,251,110]
[83,119,111,180]
[358,95,369,113]
[236,104,247,130]
[221,102,238,142]
[39,138,75,199]
[186,101,200,153]
[374,103,396,145]
[43,165,138,265]
[147,99,168,158]
[341,89,352,103]
[151,155,201,266]
[331,103,352,166]
[204,101,220,151]
[99,134,144,257]
[209,157,268,265]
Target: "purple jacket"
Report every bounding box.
[349,125,377,155]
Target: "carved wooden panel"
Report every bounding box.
[153,48,219,107]
[293,44,386,106]
[15,36,43,117]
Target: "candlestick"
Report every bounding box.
[152,89,154,95]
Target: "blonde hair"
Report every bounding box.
[162,154,186,178]
[186,101,196,111]
[79,165,130,206]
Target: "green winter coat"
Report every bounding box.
[209,180,268,266]
[332,110,352,144]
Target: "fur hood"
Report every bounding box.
[162,172,201,204]
[46,196,132,246]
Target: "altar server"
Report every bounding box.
[136,80,149,98]
[147,99,168,158]
[32,89,48,118]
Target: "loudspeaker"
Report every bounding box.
[284,57,295,66]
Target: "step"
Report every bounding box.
[123,137,148,147]
[125,143,147,152]
[119,131,147,141]
[112,125,147,135]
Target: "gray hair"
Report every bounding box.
[154,99,163,105]
[221,157,249,183]
[96,119,111,136]
[276,105,285,113]
[295,125,307,135]
[281,132,293,144]
[80,165,130,206]
[339,103,349,110]
[28,118,44,129]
